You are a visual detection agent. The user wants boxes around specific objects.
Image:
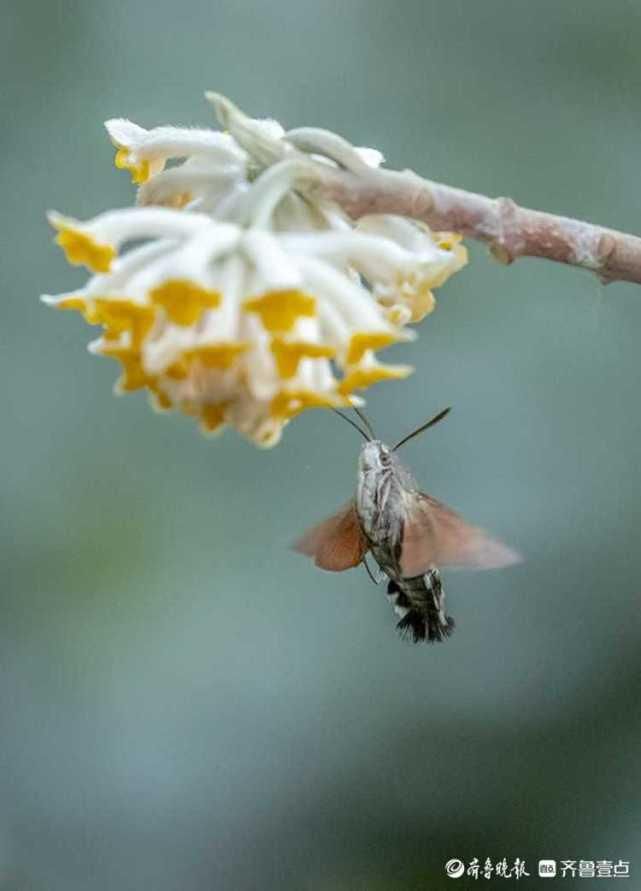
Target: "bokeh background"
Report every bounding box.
[2,1,641,888]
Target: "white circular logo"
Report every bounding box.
[445,859,465,879]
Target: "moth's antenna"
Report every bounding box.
[352,406,377,440]
[392,407,451,451]
[332,409,370,441]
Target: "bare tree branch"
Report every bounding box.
[313,166,641,286]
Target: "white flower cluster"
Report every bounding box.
[44,93,467,446]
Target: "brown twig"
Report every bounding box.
[314,166,641,285]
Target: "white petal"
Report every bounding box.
[106,118,247,165]
[354,147,384,168]
[231,157,315,227]
[281,230,412,279]
[143,327,194,374]
[205,92,287,166]
[137,127,246,163]
[50,207,214,248]
[137,164,243,208]
[105,118,148,146]
[356,215,442,259]
[242,230,303,291]
[84,241,176,297]
[241,316,279,400]
[286,128,379,173]
[297,256,393,332]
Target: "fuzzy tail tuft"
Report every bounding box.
[388,571,455,644]
[396,609,455,643]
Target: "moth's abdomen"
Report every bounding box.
[387,571,455,643]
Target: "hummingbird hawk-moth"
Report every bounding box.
[293,407,520,642]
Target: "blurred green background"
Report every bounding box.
[2,1,641,888]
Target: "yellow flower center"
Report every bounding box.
[270,338,335,378]
[270,389,350,420]
[338,364,412,395]
[383,305,412,327]
[431,235,469,289]
[55,227,115,273]
[55,296,100,324]
[397,278,436,322]
[148,383,173,412]
[98,345,152,392]
[345,331,399,366]
[200,402,230,434]
[56,297,156,347]
[114,147,151,185]
[149,279,221,326]
[182,342,249,370]
[92,299,156,348]
[436,232,463,251]
[164,359,189,380]
[254,421,283,449]
[244,290,316,333]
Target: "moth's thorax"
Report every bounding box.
[356,440,403,548]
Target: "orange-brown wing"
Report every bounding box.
[399,491,521,578]
[292,501,368,572]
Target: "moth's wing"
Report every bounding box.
[399,491,521,577]
[292,500,368,572]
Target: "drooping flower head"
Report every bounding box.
[44,93,467,446]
